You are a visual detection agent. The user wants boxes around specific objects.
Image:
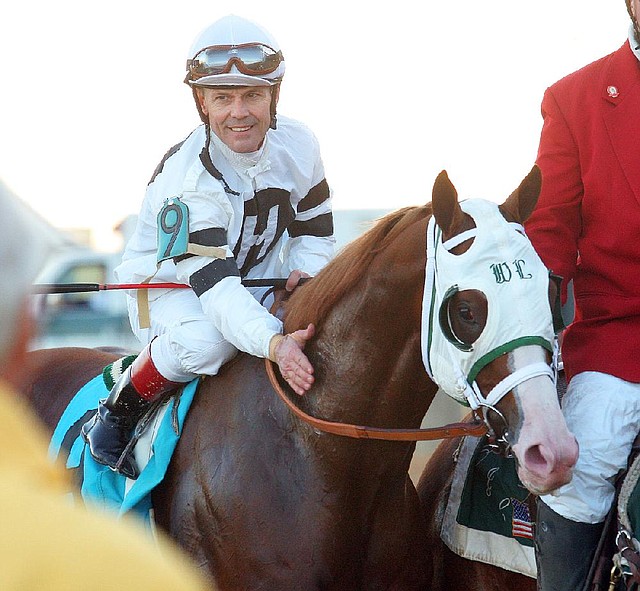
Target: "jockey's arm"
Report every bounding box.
[175,254,314,394]
[280,178,335,279]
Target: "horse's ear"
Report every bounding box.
[432,170,464,239]
[499,165,542,223]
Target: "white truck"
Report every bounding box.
[32,248,141,352]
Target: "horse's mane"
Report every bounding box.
[284,204,431,331]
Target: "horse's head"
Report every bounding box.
[425,166,578,495]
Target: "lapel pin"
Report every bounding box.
[607,85,619,98]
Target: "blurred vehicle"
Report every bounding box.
[32,249,140,352]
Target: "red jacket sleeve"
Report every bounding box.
[525,87,583,303]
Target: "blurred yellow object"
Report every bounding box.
[0,378,213,591]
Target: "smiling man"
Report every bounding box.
[82,15,335,478]
[196,86,273,153]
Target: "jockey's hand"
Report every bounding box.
[285,269,310,292]
[269,324,315,396]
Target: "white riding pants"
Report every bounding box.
[127,289,238,383]
[541,371,640,524]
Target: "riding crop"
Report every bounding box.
[32,278,298,294]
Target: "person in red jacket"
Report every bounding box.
[525,2,640,589]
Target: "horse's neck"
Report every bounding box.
[306,286,435,445]
[296,322,434,500]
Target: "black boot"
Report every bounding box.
[81,366,151,479]
[81,345,179,479]
[535,499,604,591]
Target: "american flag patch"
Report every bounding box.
[511,498,534,540]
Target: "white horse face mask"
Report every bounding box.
[421,199,555,408]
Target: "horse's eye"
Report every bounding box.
[441,289,488,350]
[458,305,475,323]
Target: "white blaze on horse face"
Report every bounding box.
[508,346,578,496]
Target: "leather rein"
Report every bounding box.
[264,358,486,441]
[263,280,486,442]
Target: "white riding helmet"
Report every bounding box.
[184,15,285,88]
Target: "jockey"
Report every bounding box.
[526,1,640,589]
[82,15,335,479]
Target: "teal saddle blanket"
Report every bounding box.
[48,359,198,523]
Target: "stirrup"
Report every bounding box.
[81,411,140,479]
[112,443,140,480]
[108,395,169,479]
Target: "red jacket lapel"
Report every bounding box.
[601,44,640,207]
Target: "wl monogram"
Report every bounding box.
[490,259,533,284]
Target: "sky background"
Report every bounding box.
[0,1,630,251]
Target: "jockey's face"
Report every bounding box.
[196,86,272,153]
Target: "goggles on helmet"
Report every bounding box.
[186,43,284,82]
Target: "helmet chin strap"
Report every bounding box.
[269,82,280,129]
[192,87,208,124]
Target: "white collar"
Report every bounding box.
[628,24,640,61]
[209,129,271,178]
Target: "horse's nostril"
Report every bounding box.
[523,444,550,473]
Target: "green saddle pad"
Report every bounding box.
[457,437,534,546]
[440,434,537,578]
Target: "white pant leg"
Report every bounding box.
[541,371,640,523]
[126,289,238,382]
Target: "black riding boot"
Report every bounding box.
[81,345,178,479]
[81,366,149,479]
[535,499,604,591]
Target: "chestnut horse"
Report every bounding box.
[21,167,576,590]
